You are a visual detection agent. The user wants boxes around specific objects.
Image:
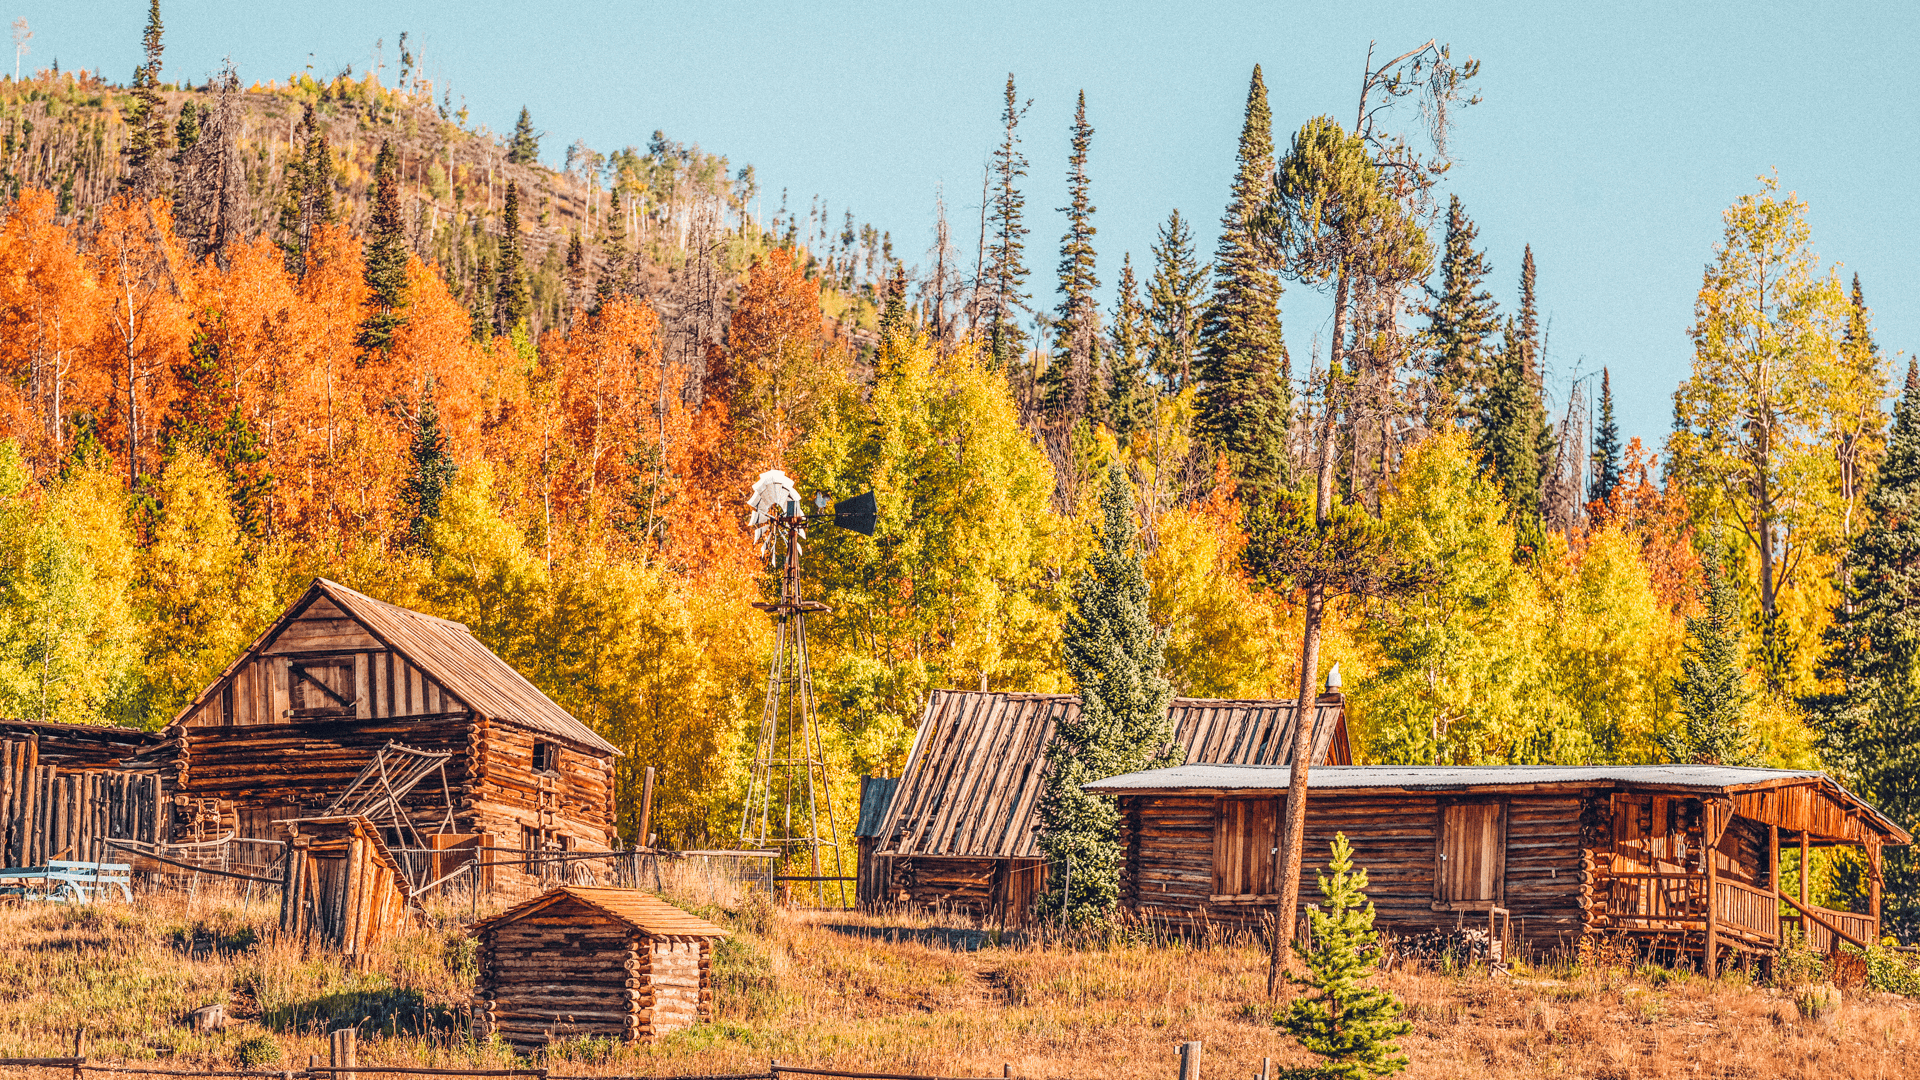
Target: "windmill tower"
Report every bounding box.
[739,470,874,906]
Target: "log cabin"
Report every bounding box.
[147,578,621,882]
[1085,762,1912,972]
[472,886,728,1046]
[863,685,1352,923]
[0,721,166,869]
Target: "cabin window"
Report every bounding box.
[532,740,558,774]
[290,659,356,717]
[1211,797,1280,901]
[1434,801,1507,910]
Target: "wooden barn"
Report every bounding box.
[1,720,166,869]
[1086,763,1911,971]
[472,886,728,1046]
[863,686,1351,923]
[144,578,621,883]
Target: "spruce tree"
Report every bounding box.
[1512,246,1556,487]
[357,140,410,355]
[160,320,272,536]
[1037,464,1175,924]
[1107,254,1149,440]
[1147,208,1207,394]
[983,74,1031,373]
[402,385,458,548]
[172,101,200,157]
[277,104,334,279]
[1472,327,1542,528]
[1279,834,1411,1080]
[1589,368,1622,505]
[121,0,168,197]
[1663,543,1758,766]
[1041,91,1100,424]
[494,181,531,335]
[1198,65,1290,489]
[1808,360,1920,936]
[1424,195,1499,419]
[506,106,540,164]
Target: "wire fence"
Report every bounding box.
[0,1061,1014,1080]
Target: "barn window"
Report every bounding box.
[1211,797,1280,901]
[532,740,558,774]
[1434,801,1507,910]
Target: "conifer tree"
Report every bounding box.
[1473,330,1541,531]
[1279,834,1411,1080]
[1147,209,1206,394]
[121,0,168,197]
[1808,360,1920,936]
[877,265,910,344]
[1041,91,1100,424]
[356,140,410,355]
[1663,542,1758,765]
[1589,368,1621,505]
[172,102,199,157]
[1198,65,1290,489]
[494,181,531,335]
[160,321,271,536]
[1513,246,1557,485]
[506,106,540,165]
[277,104,334,279]
[564,228,586,321]
[1107,254,1149,440]
[1424,195,1498,419]
[1038,464,1175,924]
[982,75,1031,373]
[402,385,457,548]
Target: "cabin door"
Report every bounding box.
[1435,802,1506,909]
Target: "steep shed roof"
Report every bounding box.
[473,886,730,938]
[874,690,1349,859]
[167,578,618,756]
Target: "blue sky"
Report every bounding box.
[26,2,1918,452]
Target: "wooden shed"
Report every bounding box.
[863,688,1351,923]
[0,721,167,870]
[472,886,729,1046]
[144,578,621,882]
[278,815,415,956]
[1086,763,1911,971]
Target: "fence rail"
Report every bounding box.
[0,1062,1012,1080]
[1713,877,1779,940]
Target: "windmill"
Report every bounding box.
[740,470,875,906]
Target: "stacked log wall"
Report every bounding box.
[0,737,163,868]
[465,721,616,851]
[474,898,644,1044]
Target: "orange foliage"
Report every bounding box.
[86,195,193,487]
[1599,437,1703,615]
[0,190,99,463]
[726,247,829,464]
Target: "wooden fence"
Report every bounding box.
[1,738,164,868]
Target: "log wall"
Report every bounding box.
[0,737,164,868]
[879,855,1048,925]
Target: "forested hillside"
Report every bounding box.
[1,11,1915,930]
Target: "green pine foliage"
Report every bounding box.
[494,181,531,335]
[276,104,335,279]
[506,106,540,165]
[172,101,200,157]
[1663,543,1758,766]
[1590,368,1621,505]
[1038,464,1175,924]
[121,0,168,195]
[356,140,410,355]
[1041,91,1101,424]
[985,75,1032,373]
[1107,254,1150,440]
[403,386,458,548]
[1198,65,1290,488]
[1472,326,1543,531]
[1278,833,1411,1080]
[1424,195,1499,420]
[1809,360,1920,937]
[1147,208,1207,394]
[158,321,272,537]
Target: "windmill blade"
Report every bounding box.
[833,491,877,536]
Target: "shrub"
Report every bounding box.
[233,1032,282,1067]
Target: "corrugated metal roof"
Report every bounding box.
[856,776,900,838]
[472,886,729,938]
[873,690,1348,859]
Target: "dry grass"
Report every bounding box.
[2,870,1917,1080]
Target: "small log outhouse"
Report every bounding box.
[471,886,729,1046]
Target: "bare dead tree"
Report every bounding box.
[175,62,246,267]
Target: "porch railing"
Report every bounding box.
[1607,871,1701,926]
[1714,877,1778,941]
[1781,895,1877,952]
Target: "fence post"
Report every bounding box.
[70,1027,85,1080]
[1177,1040,1202,1080]
[329,1027,356,1080]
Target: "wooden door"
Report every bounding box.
[1436,802,1505,906]
[1212,798,1280,900]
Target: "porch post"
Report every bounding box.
[1799,831,1809,910]
[1704,845,1718,978]
[1871,843,1882,943]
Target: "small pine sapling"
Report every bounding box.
[1278,833,1411,1080]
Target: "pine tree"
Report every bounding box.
[1808,360,1920,936]
[1474,329,1541,528]
[160,320,272,536]
[357,140,410,355]
[983,75,1031,373]
[1513,246,1556,487]
[494,181,531,335]
[1663,542,1757,766]
[121,0,168,197]
[276,104,334,279]
[1589,368,1621,505]
[1107,254,1149,440]
[1198,65,1290,488]
[1041,91,1100,424]
[1279,834,1412,1080]
[877,265,910,344]
[506,106,540,165]
[564,228,586,320]
[1038,464,1175,924]
[1147,209,1206,394]
[1424,195,1498,419]
[172,101,199,157]
[402,385,458,548]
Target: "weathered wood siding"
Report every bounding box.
[883,855,1048,924]
[0,737,164,868]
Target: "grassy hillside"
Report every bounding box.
[4,874,1917,1079]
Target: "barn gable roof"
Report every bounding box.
[873,690,1349,860]
[167,578,618,756]
[472,886,730,938]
